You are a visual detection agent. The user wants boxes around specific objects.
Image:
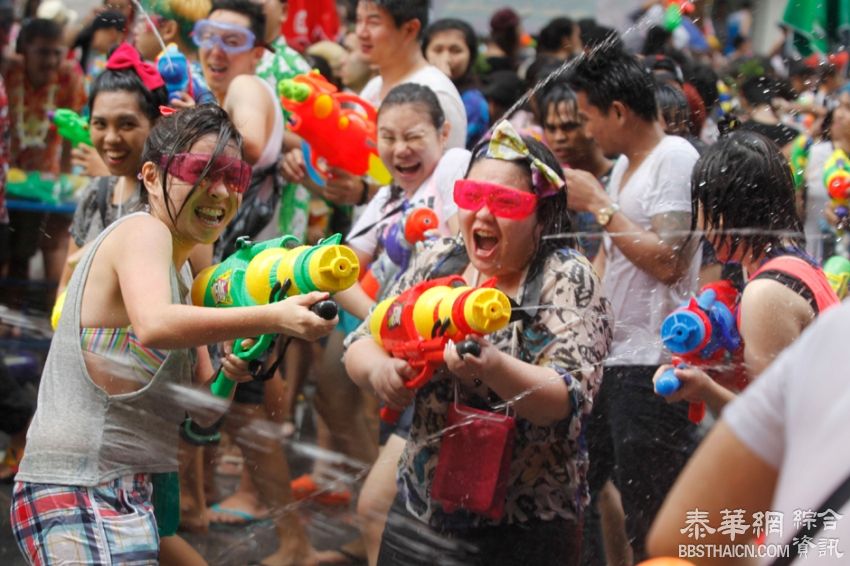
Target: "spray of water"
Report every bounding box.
[129,0,172,68]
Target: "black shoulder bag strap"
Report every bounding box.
[769,472,850,566]
[95,177,112,228]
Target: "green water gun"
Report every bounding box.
[51,108,92,147]
[191,233,360,397]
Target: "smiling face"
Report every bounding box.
[198,10,263,100]
[377,102,447,194]
[90,90,153,178]
[425,29,471,81]
[459,159,540,283]
[144,134,243,245]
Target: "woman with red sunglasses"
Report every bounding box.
[345,120,613,566]
[9,104,337,565]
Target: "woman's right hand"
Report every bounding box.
[281,147,307,184]
[368,357,417,411]
[71,145,110,177]
[274,291,337,341]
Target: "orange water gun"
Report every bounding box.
[369,275,512,423]
[278,72,392,187]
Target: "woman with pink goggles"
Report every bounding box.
[345,120,613,566]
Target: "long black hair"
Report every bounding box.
[691,130,803,261]
[140,104,243,223]
[422,18,479,92]
[89,62,169,123]
[467,133,575,278]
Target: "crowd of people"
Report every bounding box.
[0,0,849,565]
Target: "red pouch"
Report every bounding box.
[431,401,516,521]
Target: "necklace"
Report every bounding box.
[14,75,57,150]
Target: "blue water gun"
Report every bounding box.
[655,279,743,423]
[156,44,193,103]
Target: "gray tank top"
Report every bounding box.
[17,213,194,486]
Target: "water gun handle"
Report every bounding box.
[379,363,433,424]
[456,339,481,358]
[311,300,338,320]
[209,333,275,398]
[333,92,378,121]
[654,364,706,424]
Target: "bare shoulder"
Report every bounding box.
[104,215,173,255]
[227,75,271,103]
[740,277,814,329]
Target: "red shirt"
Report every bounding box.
[4,56,86,175]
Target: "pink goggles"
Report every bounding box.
[161,153,252,194]
[453,179,538,219]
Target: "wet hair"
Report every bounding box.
[140,104,243,222]
[209,0,265,46]
[568,43,658,122]
[538,17,575,53]
[367,0,429,38]
[422,18,478,90]
[642,26,671,56]
[379,82,445,130]
[535,79,578,125]
[655,81,690,137]
[467,132,575,275]
[691,130,803,260]
[17,18,62,53]
[89,48,170,122]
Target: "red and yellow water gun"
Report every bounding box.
[278,72,392,187]
[369,275,512,423]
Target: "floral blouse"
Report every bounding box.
[346,236,613,528]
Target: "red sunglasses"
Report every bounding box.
[160,153,252,194]
[453,179,538,219]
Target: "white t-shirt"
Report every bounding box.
[360,65,467,151]
[804,141,834,263]
[602,135,701,366]
[724,300,850,564]
[347,147,470,257]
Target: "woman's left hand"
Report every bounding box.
[220,339,256,383]
[71,145,110,177]
[444,335,499,386]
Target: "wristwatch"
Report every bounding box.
[595,203,620,227]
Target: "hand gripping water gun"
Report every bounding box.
[51,108,93,147]
[369,275,512,423]
[360,206,440,300]
[823,255,850,299]
[156,44,194,103]
[824,149,850,229]
[192,233,360,397]
[655,280,743,423]
[278,71,392,187]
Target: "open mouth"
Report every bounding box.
[195,206,225,227]
[472,229,499,258]
[207,63,228,77]
[104,150,128,166]
[394,163,421,177]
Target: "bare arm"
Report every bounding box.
[738,278,813,377]
[223,75,275,165]
[648,421,778,564]
[564,168,695,285]
[104,216,335,349]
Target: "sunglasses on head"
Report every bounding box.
[453,179,538,220]
[160,153,252,194]
[191,19,256,54]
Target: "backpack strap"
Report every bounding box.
[95,177,113,229]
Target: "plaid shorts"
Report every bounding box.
[10,474,159,565]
